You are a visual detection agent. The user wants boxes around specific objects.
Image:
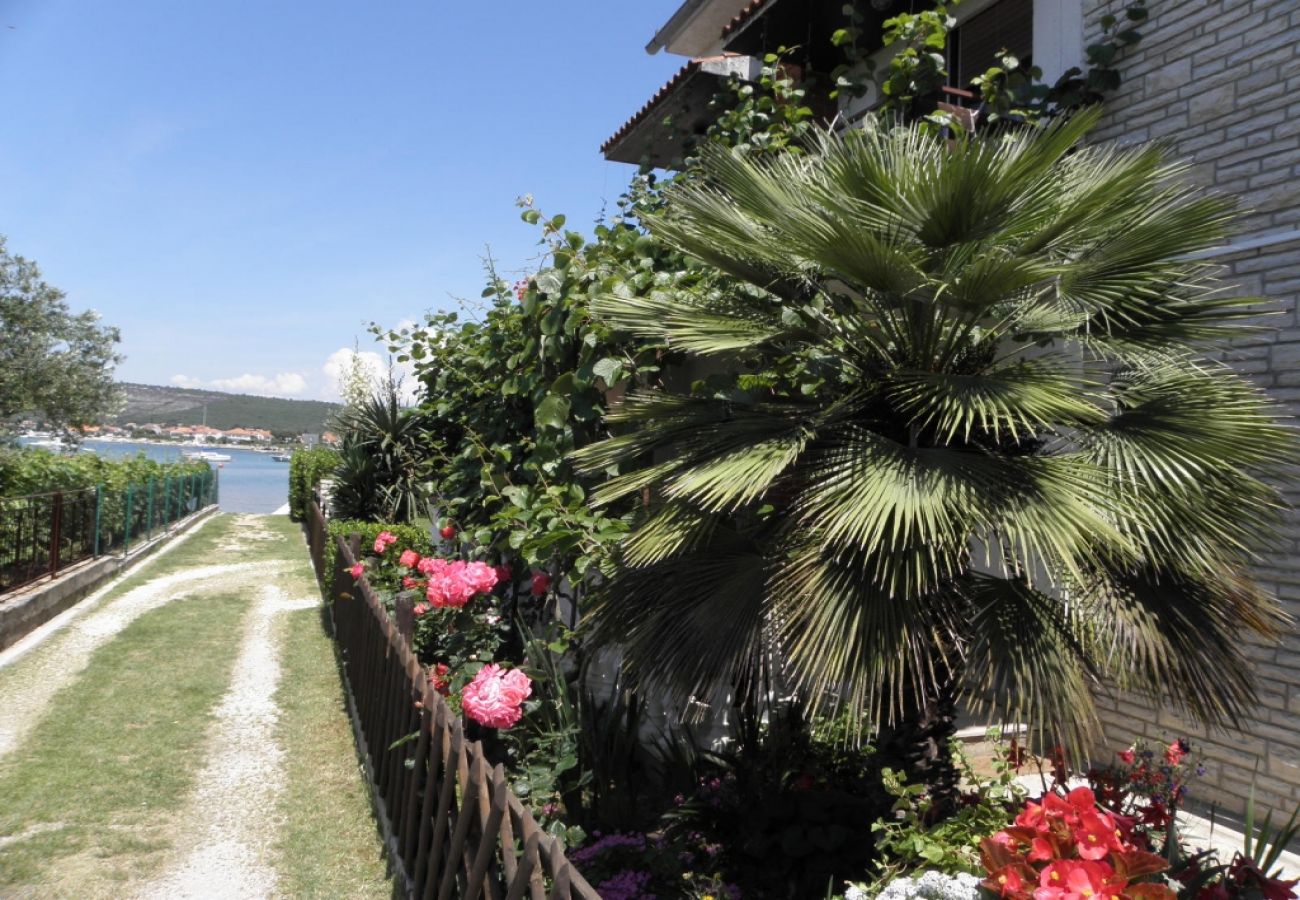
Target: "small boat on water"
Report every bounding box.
[271,454,291,462]
[183,450,233,462]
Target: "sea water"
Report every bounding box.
[79,440,290,514]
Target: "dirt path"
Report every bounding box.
[139,583,318,899]
[0,513,391,898]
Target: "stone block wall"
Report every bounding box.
[1082,0,1300,819]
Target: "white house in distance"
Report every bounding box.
[604,0,1300,822]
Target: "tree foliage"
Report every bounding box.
[0,237,123,433]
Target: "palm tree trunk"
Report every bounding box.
[872,670,962,819]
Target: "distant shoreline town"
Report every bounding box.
[18,421,340,448]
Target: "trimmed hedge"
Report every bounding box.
[322,519,432,583]
[288,446,340,521]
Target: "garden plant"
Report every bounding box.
[313,3,1297,895]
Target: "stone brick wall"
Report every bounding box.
[1082,0,1300,819]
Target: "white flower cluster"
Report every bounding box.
[854,871,981,900]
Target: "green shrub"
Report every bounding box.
[322,519,430,582]
[287,446,340,521]
[0,446,209,498]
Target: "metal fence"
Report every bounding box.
[306,500,600,900]
[0,469,219,594]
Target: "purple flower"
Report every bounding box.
[595,868,655,900]
[569,832,647,865]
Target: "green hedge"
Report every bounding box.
[0,446,210,498]
[288,446,340,521]
[323,519,432,583]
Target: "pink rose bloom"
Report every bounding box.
[401,576,424,590]
[413,602,429,616]
[398,549,420,568]
[348,563,365,579]
[417,556,446,576]
[428,574,476,608]
[1118,747,1136,765]
[462,561,499,595]
[374,531,398,553]
[461,664,532,729]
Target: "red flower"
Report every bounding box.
[988,864,1029,897]
[1164,740,1188,766]
[1073,811,1122,861]
[429,663,451,696]
[1038,859,1114,900]
[1118,748,1136,765]
[530,571,551,596]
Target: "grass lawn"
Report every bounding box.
[0,590,247,893]
[0,513,393,898]
[273,562,395,897]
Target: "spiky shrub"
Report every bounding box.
[572,111,1292,766]
[330,384,430,523]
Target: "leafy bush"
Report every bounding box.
[287,445,340,520]
[0,446,209,498]
[323,518,430,582]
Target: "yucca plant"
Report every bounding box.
[572,110,1292,785]
[330,382,431,523]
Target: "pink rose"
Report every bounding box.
[374,531,398,554]
[419,559,498,608]
[348,563,365,579]
[402,576,424,590]
[398,549,420,568]
[462,561,499,595]
[1118,747,1136,765]
[461,664,532,729]
[413,602,429,616]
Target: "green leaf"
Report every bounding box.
[535,394,571,429]
[592,357,622,383]
[535,269,564,295]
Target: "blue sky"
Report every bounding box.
[0,1,685,399]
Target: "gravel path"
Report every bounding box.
[0,559,287,760]
[138,582,318,900]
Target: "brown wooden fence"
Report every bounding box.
[306,500,601,900]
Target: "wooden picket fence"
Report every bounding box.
[307,500,600,900]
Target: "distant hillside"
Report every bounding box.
[111,383,340,435]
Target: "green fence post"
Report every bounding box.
[124,484,134,556]
[93,484,103,557]
[147,478,155,541]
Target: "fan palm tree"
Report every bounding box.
[572,110,1292,785]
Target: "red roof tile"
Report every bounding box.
[720,0,774,41]
[602,57,727,157]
